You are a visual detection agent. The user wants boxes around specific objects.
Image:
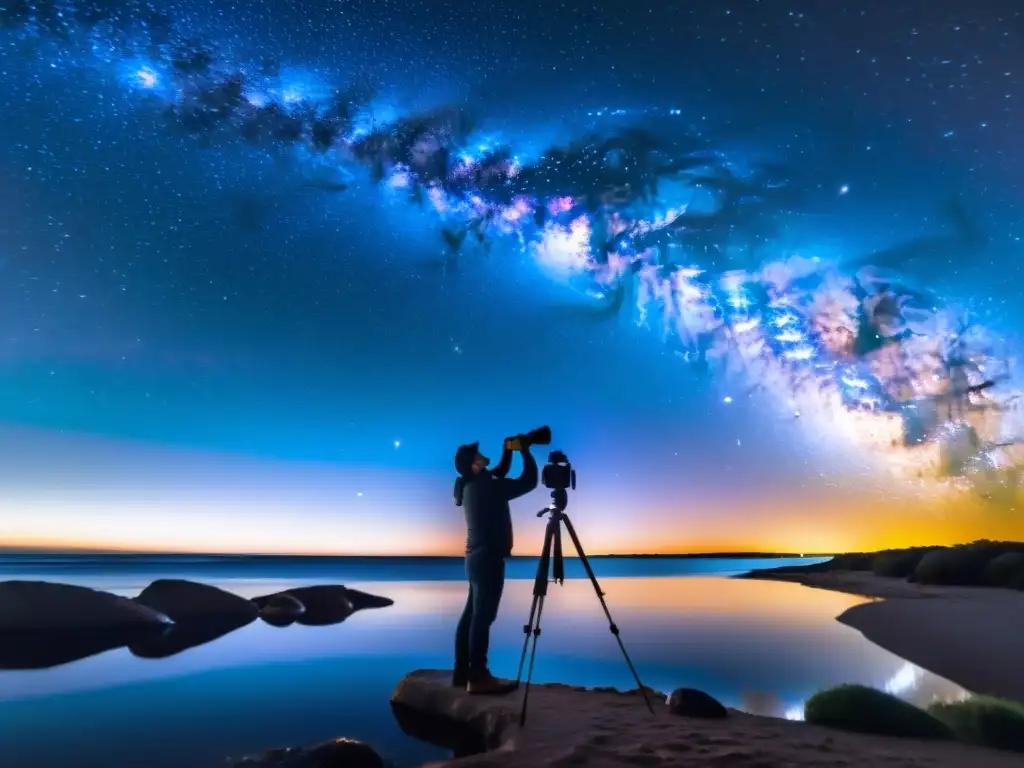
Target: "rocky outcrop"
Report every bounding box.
[253,585,392,626]
[391,669,662,756]
[230,738,384,768]
[134,579,259,624]
[391,669,1024,768]
[0,580,172,631]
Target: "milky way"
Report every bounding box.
[3,0,1023,499]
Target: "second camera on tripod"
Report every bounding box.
[542,449,576,492]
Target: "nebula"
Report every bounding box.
[2,0,1022,500]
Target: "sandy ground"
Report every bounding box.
[392,670,1024,768]
[742,569,1024,704]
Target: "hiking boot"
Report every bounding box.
[466,670,517,695]
[452,669,469,688]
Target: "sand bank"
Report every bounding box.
[392,670,1024,768]
[742,569,1024,704]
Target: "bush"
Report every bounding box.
[914,546,992,586]
[803,685,954,740]
[985,552,1024,589]
[929,697,1024,753]
[872,548,929,578]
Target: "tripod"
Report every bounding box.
[514,488,654,726]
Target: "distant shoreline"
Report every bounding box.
[0,550,835,560]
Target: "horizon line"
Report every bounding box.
[0,547,837,558]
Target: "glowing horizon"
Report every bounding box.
[2,425,1021,558]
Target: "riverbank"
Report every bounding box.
[739,568,1024,704]
[391,670,1024,768]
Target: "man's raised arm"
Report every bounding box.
[490,446,514,479]
[501,446,539,500]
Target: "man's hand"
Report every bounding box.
[504,435,522,452]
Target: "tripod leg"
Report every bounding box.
[516,519,555,686]
[516,592,542,686]
[552,522,564,584]
[519,593,547,727]
[561,515,655,714]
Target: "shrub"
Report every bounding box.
[985,552,1024,589]
[914,546,991,586]
[929,697,1024,753]
[803,685,954,740]
[872,548,929,579]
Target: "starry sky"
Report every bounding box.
[1,0,1023,555]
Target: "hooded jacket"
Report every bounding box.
[454,446,538,557]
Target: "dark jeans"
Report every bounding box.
[454,549,506,680]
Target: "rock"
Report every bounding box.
[252,585,391,626]
[391,669,657,754]
[259,593,306,627]
[391,701,487,758]
[134,579,259,624]
[344,588,394,611]
[0,580,172,631]
[666,687,729,718]
[281,586,352,626]
[231,738,384,768]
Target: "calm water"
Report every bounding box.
[0,556,968,768]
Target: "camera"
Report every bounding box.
[542,450,576,491]
[505,425,552,452]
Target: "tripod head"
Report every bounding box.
[537,488,569,517]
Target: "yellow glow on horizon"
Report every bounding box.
[2,424,1022,557]
[6,489,1023,557]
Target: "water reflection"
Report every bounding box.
[0,574,970,768]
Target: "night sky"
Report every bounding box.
[1,0,1022,555]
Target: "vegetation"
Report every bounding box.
[871,547,929,578]
[748,540,1024,590]
[929,697,1024,753]
[914,546,992,586]
[803,685,954,740]
[913,541,1024,587]
[985,552,1024,590]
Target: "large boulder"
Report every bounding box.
[0,580,172,631]
[231,738,384,768]
[134,579,259,624]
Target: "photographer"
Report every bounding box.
[452,435,538,694]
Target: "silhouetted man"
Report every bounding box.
[452,437,538,694]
